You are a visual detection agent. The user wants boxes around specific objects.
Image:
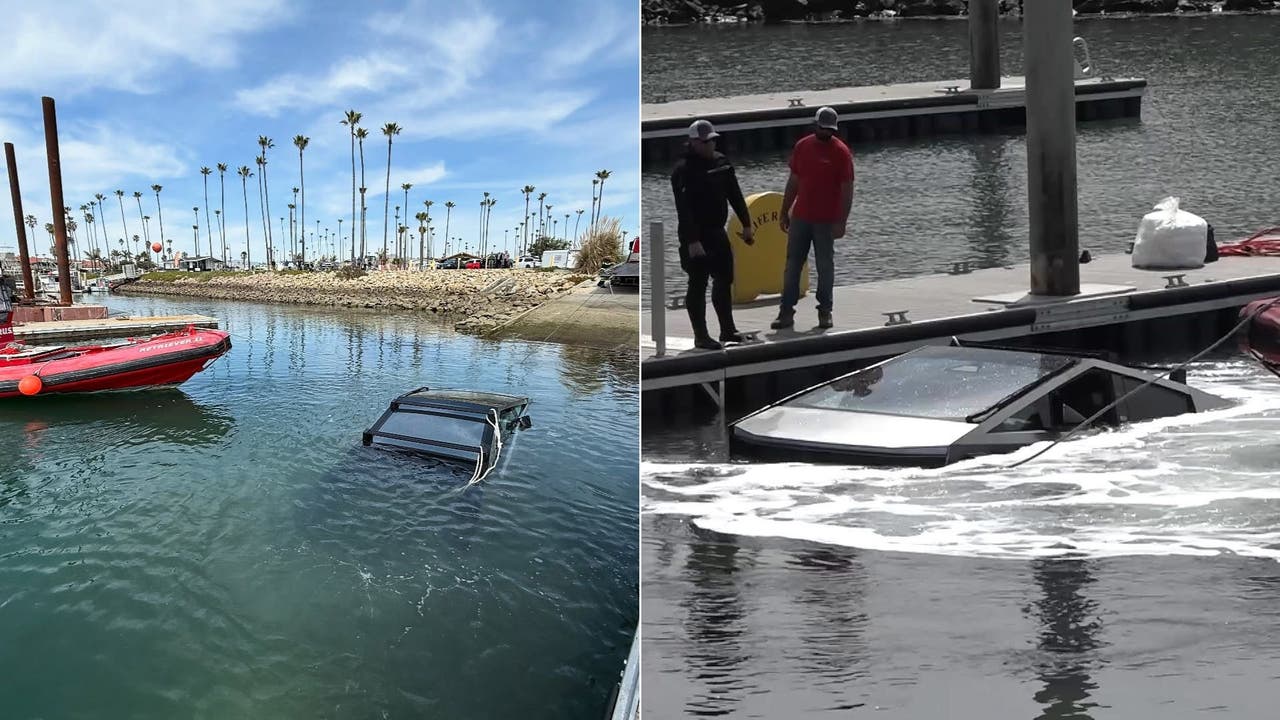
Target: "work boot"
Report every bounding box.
[720,330,749,344]
[770,311,794,330]
[818,310,833,329]
[693,335,722,350]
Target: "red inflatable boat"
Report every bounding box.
[1239,297,1280,376]
[0,325,231,399]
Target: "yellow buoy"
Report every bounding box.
[726,191,809,304]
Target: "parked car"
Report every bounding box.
[518,255,539,268]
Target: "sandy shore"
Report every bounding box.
[117,269,592,335]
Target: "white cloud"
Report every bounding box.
[234,54,415,117]
[0,0,292,95]
[237,7,500,118]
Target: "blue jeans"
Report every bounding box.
[779,218,834,314]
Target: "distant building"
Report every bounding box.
[179,255,226,272]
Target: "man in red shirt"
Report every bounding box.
[771,106,854,330]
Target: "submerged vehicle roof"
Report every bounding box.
[730,343,1229,467]
[394,387,529,413]
[362,386,533,483]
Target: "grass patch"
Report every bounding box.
[141,270,237,282]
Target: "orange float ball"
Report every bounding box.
[18,375,42,396]
[151,241,163,253]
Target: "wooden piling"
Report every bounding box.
[1024,0,1080,297]
[969,0,1001,90]
[42,97,73,306]
[3,142,36,301]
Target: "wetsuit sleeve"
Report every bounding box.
[726,163,751,228]
[670,160,691,246]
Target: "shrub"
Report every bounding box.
[574,217,623,274]
[334,265,367,280]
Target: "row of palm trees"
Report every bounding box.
[25,113,615,273]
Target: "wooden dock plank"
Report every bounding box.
[11,314,220,344]
[642,254,1280,358]
[642,75,1144,132]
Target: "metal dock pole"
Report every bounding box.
[1024,0,1080,297]
[649,221,666,357]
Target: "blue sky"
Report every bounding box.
[0,0,639,266]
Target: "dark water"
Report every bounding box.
[641,15,1280,304]
[0,294,637,719]
[642,356,1280,717]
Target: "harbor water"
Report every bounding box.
[643,356,1280,717]
[0,294,638,719]
[642,14,1280,718]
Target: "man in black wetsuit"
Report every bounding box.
[670,119,754,350]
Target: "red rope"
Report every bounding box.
[1218,226,1280,256]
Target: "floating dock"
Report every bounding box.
[642,253,1280,415]
[11,314,220,344]
[641,75,1146,162]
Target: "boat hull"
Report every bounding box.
[0,327,231,398]
[1240,297,1280,370]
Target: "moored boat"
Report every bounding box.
[1239,296,1280,376]
[1,272,230,398]
[0,325,232,398]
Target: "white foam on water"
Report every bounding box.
[643,360,1280,560]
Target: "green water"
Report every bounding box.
[0,294,638,719]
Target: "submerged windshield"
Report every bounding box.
[787,348,1075,420]
[375,409,488,448]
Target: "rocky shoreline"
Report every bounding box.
[643,0,1278,24]
[117,270,590,336]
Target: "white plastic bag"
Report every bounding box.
[1131,197,1207,270]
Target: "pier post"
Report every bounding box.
[1023,0,1080,297]
[969,0,1001,89]
[42,97,73,306]
[649,221,666,357]
[4,142,36,301]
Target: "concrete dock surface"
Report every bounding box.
[491,280,637,351]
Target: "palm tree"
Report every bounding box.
[217,163,229,265]
[151,185,165,252]
[536,192,547,242]
[255,156,268,268]
[132,191,148,245]
[114,190,130,257]
[401,182,413,263]
[292,134,309,264]
[340,110,362,262]
[192,208,200,256]
[200,166,213,255]
[240,250,247,270]
[238,165,253,270]
[377,121,401,264]
[574,208,584,244]
[287,202,296,259]
[486,197,497,264]
[258,136,275,268]
[442,201,454,264]
[415,211,428,270]
[392,205,400,263]
[356,126,368,261]
[521,185,534,256]
[593,169,612,228]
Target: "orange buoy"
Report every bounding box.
[18,374,42,396]
[151,241,163,253]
